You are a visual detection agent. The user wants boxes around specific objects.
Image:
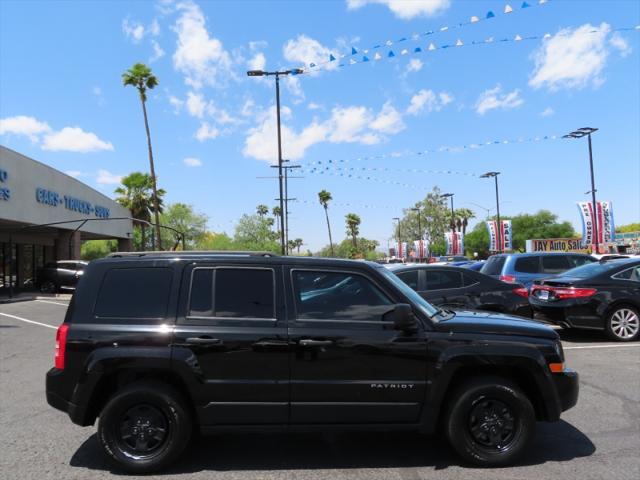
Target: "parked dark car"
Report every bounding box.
[47,251,578,473]
[463,261,485,271]
[434,255,469,264]
[530,258,640,341]
[481,253,596,287]
[36,260,87,293]
[389,264,532,317]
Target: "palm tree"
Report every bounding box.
[455,208,476,236]
[318,190,334,256]
[122,63,163,250]
[115,172,165,251]
[256,204,269,217]
[293,238,303,253]
[345,213,361,249]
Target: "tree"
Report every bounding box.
[616,223,640,233]
[345,213,361,249]
[318,190,334,256]
[115,172,165,251]
[316,238,381,260]
[271,206,281,236]
[195,231,236,250]
[160,203,208,250]
[293,238,304,254]
[256,204,269,217]
[81,240,118,260]
[122,62,163,249]
[233,214,279,252]
[455,208,476,236]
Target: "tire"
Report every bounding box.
[97,381,192,474]
[605,305,640,342]
[445,376,536,467]
[40,281,57,293]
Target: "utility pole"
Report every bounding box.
[480,172,502,253]
[271,162,302,255]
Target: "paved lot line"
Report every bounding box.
[0,312,58,329]
[564,344,640,350]
[35,299,70,307]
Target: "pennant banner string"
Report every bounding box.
[298,167,433,191]
[302,0,552,72]
[301,165,478,177]
[295,198,395,211]
[293,133,562,168]
[295,24,640,75]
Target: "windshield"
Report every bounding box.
[377,266,440,320]
[561,260,632,279]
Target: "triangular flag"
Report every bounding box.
[514,34,523,41]
[362,55,370,62]
[388,50,395,57]
[373,44,381,49]
[398,37,407,42]
[455,39,463,46]
[539,0,547,4]
[428,42,436,50]
[349,58,356,65]
[374,52,382,60]
[339,54,346,58]
[414,47,422,53]
[470,15,479,23]
[411,33,419,40]
[504,4,513,14]
[485,37,494,43]
[351,47,358,55]
[543,33,551,38]
[521,1,531,7]
[385,40,393,46]
[401,49,409,55]
[440,26,449,31]
[329,54,336,61]
[309,62,316,68]
[486,10,495,18]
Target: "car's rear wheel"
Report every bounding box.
[97,381,192,474]
[445,376,535,467]
[605,305,640,342]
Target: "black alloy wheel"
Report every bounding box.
[467,397,516,451]
[117,404,169,458]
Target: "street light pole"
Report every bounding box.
[247,68,303,255]
[480,172,502,253]
[393,217,401,256]
[440,193,455,253]
[564,127,599,253]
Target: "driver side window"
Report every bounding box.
[292,270,393,321]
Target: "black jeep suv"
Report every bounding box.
[46,252,578,473]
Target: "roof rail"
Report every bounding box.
[107,250,279,258]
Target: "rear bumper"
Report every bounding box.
[553,368,579,413]
[46,368,91,426]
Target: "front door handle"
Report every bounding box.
[186,337,223,345]
[299,339,333,347]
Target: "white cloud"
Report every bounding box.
[186,91,208,118]
[42,127,114,152]
[609,32,631,57]
[150,40,165,62]
[346,0,450,19]
[183,157,202,167]
[241,98,255,116]
[307,102,323,111]
[405,58,423,74]
[283,34,336,71]
[64,170,84,178]
[529,23,614,91]
[370,102,405,134]
[247,52,266,72]
[172,0,234,89]
[540,107,555,117]
[168,95,184,114]
[406,89,453,115]
[92,86,106,107]
[195,122,220,141]
[475,85,524,115]
[122,18,146,42]
[284,76,305,104]
[149,18,161,36]
[0,115,51,141]
[327,106,374,143]
[96,169,123,185]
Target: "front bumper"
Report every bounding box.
[553,368,579,413]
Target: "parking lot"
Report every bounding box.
[1,298,638,480]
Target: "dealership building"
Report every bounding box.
[1,145,133,294]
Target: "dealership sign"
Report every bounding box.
[526,238,588,253]
[577,201,615,246]
[486,220,512,251]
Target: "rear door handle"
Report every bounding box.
[186,337,223,345]
[299,339,333,347]
[254,340,289,348]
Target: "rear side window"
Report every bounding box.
[541,256,571,274]
[94,267,173,319]
[462,273,479,286]
[395,270,419,290]
[188,268,275,319]
[568,256,594,268]
[425,270,463,290]
[482,256,506,275]
[514,257,540,274]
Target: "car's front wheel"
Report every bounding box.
[605,305,640,342]
[97,381,192,474]
[445,376,535,467]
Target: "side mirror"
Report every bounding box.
[386,304,418,332]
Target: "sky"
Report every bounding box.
[1,0,639,252]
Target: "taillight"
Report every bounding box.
[55,323,69,370]
[513,287,529,298]
[532,285,597,300]
[500,274,517,283]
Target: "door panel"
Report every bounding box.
[173,264,289,425]
[287,268,428,424]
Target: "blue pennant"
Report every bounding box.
[362,55,370,62]
[414,47,422,53]
[521,1,530,8]
[309,62,316,67]
[388,50,395,57]
[373,44,381,49]
[351,47,358,55]
[486,10,495,18]
[398,37,407,42]
[339,63,345,67]
[329,54,336,61]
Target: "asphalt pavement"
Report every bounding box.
[1,299,638,480]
